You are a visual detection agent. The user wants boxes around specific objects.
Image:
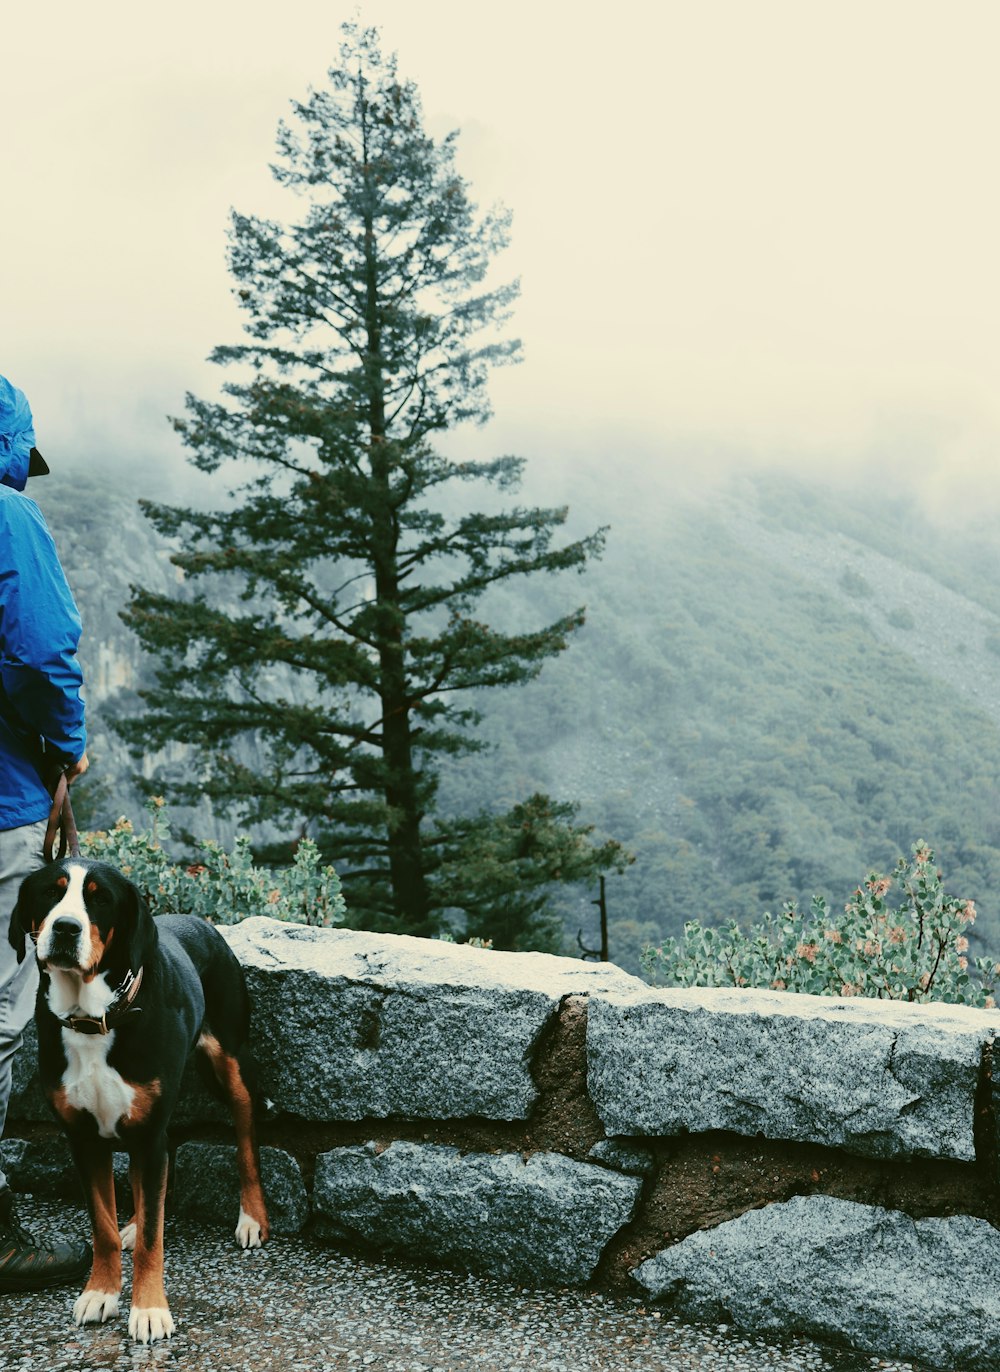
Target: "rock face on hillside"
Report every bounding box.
[32,478,177,827]
[33,476,254,841]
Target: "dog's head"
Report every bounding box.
[8,858,156,981]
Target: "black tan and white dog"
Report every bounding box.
[8,857,269,1343]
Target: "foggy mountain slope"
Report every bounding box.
[36,465,1000,972]
[434,468,1000,967]
[720,482,1000,730]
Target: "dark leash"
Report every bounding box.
[44,769,80,863]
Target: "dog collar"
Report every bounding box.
[60,967,145,1037]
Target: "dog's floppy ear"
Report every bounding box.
[7,889,29,965]
[120,875,158,970]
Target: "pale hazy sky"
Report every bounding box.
[4,0,999,505]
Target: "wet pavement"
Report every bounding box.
[0,1197,925,1372]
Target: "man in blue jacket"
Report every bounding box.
[0,375,91,1290]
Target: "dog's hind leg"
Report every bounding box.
[196,1032,270,1248]
[127,1136,173,1344]
[68,1134,121,1326]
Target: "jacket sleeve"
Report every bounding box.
[0,498,87,766]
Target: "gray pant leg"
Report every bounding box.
[0,820,47,1189]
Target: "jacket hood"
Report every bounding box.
[0,376,36,492]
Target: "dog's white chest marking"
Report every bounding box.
[60,1029,135,1139]
[48,969,134,1139]
[46,967,114,1021]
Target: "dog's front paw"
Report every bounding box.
[235,1208,266,1249]
[128,1305,174,1344]
[73,1288,120,1326]
[118,1220,136,1251]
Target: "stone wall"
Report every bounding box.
[5,917,1000,1370]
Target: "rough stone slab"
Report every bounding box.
[173,1141,309,1235]
[312,1140,641,1285]
[171,1055,233,1126]
[7,1019,50,1123]
[1,1135,132,1206]
[633,1194,1000,1370]
[0,1135,78,1198]
[0,1138,28,1184]
[221,918,641,1123]
[587,1139,657,1177]
[588,987,999,1160]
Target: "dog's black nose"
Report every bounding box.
[52,917,82,938]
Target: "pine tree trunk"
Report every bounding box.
[361,93,432,934]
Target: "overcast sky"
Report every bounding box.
[4,0,999,509]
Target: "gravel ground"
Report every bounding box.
[0,1197,926,1372]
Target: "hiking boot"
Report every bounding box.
[0,1187,91,1292]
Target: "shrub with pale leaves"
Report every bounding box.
[642,842,998,1008]
[81,799,346,928]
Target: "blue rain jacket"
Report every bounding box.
[0,376,86,830]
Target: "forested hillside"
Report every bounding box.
[39,465,1000,974]
[435,468,1000,970]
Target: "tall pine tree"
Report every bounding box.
[122,22,628,943]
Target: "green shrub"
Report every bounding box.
[433,931,494,949]
[81,799,346,928]
[886,607,916,631]
[642,842,998,1008]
